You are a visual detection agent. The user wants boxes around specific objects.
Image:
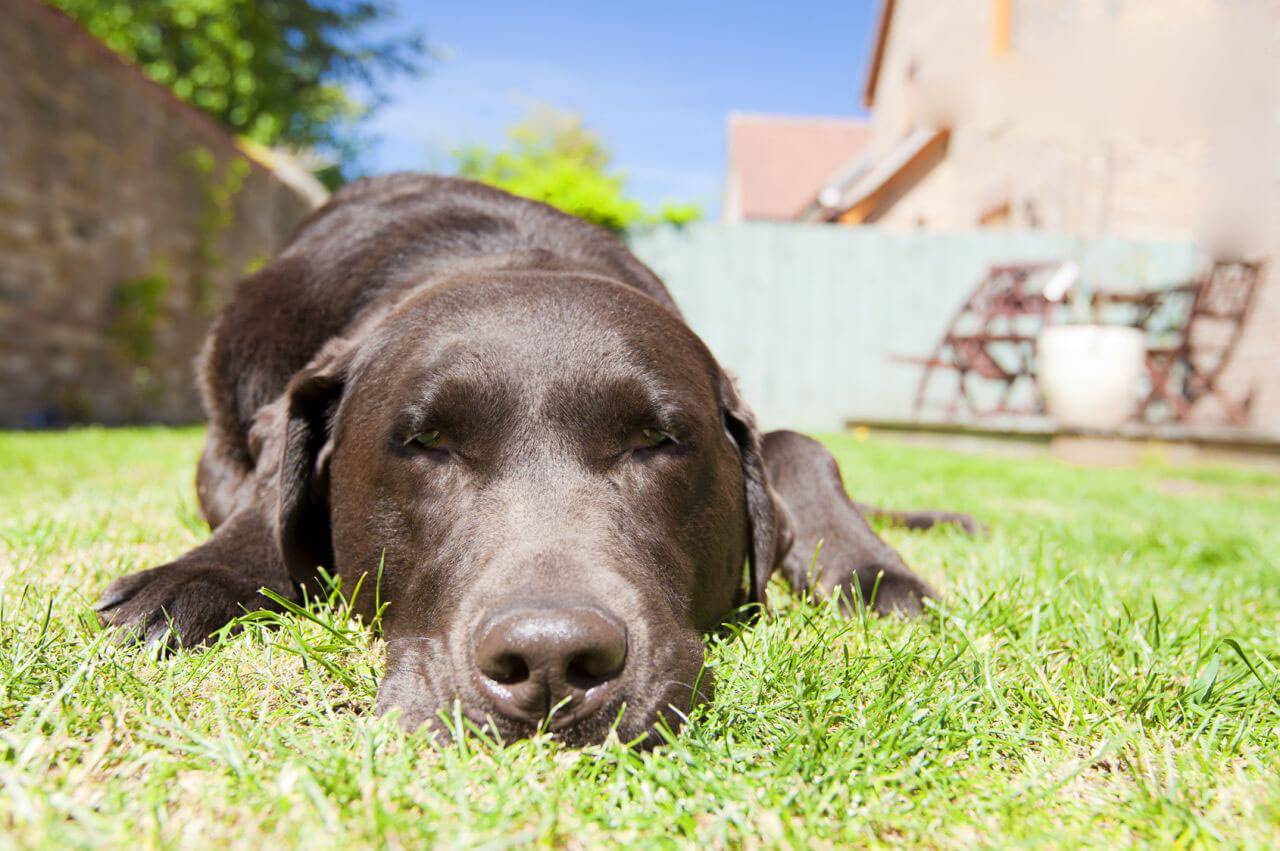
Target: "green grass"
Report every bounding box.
[1,427,1278,848]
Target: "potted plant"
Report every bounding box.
[1036,263,1145,430]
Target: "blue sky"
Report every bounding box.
[360,1,878,216]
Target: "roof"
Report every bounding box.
[862,0,897,108]
[725,114,872,221]
[798,127,948,223]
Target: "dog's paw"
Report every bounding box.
[95,560,265,649]
[935,511,987,536]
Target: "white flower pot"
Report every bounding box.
[1038,325,1145,430]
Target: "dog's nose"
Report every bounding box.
[473,604,627,726]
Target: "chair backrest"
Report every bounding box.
[1192,260,1261,323]
[968,264,1056,318]
[1185,259,1263,381]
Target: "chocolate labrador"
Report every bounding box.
[96,175,975,745]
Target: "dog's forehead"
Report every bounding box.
[371,274,717,394]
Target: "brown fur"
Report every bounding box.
[96,175,977,745]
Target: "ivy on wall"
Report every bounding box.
[185,147,250,312]
[106,148,248,371]
[106,271,168,364]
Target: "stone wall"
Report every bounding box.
[0,1,321,427]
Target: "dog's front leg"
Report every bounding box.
[95,506,299,648]
[760,430,935,615]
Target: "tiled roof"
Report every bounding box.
[725,114,872,221]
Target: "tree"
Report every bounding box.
[50,0,425,183]
[453,106,703,232]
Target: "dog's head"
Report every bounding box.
[273,271,789,744]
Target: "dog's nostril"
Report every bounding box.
[473,604,627,723]
[488,653,530,685]
[565,650,622,690]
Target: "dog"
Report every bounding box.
[95,175,976,745]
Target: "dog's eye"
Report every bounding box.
[638,427,674,449]
[410,429,442,449]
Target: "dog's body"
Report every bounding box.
[97,175,971,744]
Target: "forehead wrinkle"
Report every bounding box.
[546,357,684,432]
[381,339,525,443]
[402,340,501,404]
[367,275,719,432]
[473,307,714,439]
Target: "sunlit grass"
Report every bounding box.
[1,427,1277,847]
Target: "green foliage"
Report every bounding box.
[184,147,251,310]
[106,272,169,363]
[49,0,424,176]
[654,201,703,227]
[454,106,703,232]
[1,428,1278,845]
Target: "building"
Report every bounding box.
[729,0,1279,434]
[0,0,325,427]
[722,114,870,222]
[803,0,1278,244]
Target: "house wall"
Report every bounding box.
[864,0,1224,237]
[859,0,1280,434]
[0,1,320,427]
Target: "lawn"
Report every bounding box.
[1,427,1277,848]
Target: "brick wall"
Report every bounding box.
[0,1,321,426]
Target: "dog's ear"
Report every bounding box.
[718,372,794,610]
[275,339,354,588]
